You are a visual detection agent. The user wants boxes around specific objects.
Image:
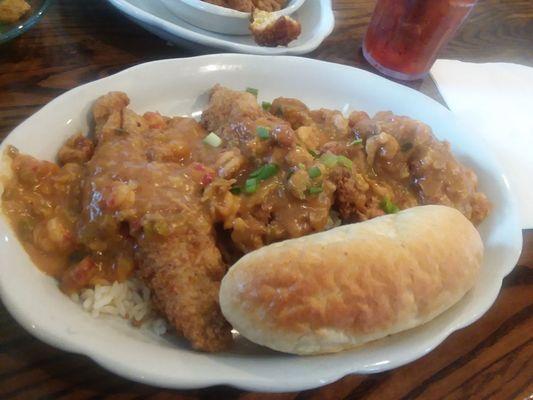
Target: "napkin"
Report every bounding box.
[431,60,533,229]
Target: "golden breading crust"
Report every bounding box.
[250,10,301,47]
[203,0,286,12]
[86,92,232,352]
[220,205,483,355]
[137,215,232,352]
[0,0,30,23]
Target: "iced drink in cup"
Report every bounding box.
[363,0,477,81]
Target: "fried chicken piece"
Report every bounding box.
[91,91,129,141]
[346,110,490,224]
[58,134,95,165]
[0,0,31,24]
[361,111,490,224]
[201,84,295,156]
[225,0,253,11]
[252,0,286,11]
[270,97,314,129]
[203,0,286,12]
[201,84,263,137]
[250,9,301,47]
[201,86,335,252]
[331,168,388,222]
[82,92,232,351]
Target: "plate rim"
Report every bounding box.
[105,0,335,55]
[0,54,523,392]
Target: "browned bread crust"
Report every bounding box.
[220,205,483,354]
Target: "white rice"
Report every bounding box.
[70,278,168,336]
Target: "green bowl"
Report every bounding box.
[0,0,53,44]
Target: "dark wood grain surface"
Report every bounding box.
[1,1,532,398]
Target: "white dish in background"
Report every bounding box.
[160,0,306,35]
[106,0,333,55]
[0,55,522,392]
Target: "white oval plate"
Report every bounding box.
[0,55,522,392]
[106,0,334,55]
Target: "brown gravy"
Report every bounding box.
[1,86,490,293]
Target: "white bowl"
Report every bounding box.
[0,54,522,392]
[107,0,333,55]
[159,0,306,35]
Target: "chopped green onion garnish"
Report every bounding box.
[401,142,413,152]
[298,163,305,170]
[308,166,321,179]
[203,132,222,147]
[380,197,400,214]
[246,87,258,97]
[320,153,338,168]
[319,153,353,169]
[262,101,272,111]
[308,149,319,158]
[249,163,279,181]
[350,138,363,146]
[257,163,279,180]
[308,186,323,195]
[256,126,270,140]
[337,155,353,169]
[244,178,258,193]
[230,186,241,195]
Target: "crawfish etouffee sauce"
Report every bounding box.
[1,86,490,351]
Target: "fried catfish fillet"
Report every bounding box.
[83,92,232,351]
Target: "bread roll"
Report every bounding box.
[219,205,483,355]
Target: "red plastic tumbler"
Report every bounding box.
[363,0,477,81]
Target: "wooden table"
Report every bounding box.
[1,1,532,398]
